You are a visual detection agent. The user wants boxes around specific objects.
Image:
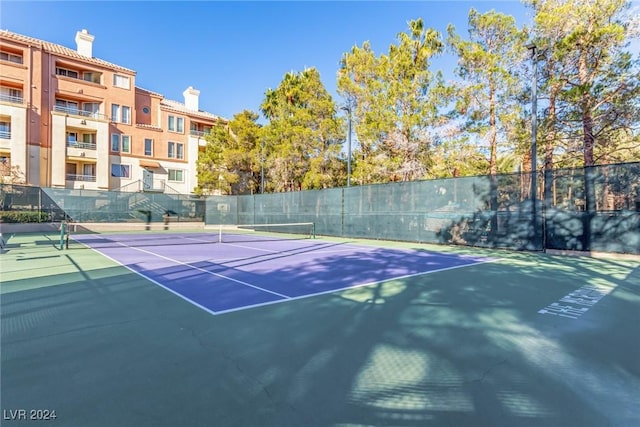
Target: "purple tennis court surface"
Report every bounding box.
[73,233,494,314]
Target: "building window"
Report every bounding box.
[111,134,120,152]
[111,104,130,124]
[66,163,77,176]
[144,138,153,156]
[122,106,130,124]
[111,104,119,122]
[55,99,79,115]
[168,142,184,159]
[122,135,131,153]
[83,164,96,177]
[82,102,100,117]
[113,74,130,89]
[168,169,184,182]
[111,164,130,178]
[56,67,79,79]
[142,106,150,114]
[67,132,78,145]
[82,72,101,84]
[0,87,22,103]
[0,121,10,139]
[82,133,96,147]
[0,51,23,64]
[168,115,184,133]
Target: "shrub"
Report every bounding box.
[0,210,48,223]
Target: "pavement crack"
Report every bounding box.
[466,358,508,384]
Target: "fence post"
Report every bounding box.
[59,221,66,250]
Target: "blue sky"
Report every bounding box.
[1,1,550,120]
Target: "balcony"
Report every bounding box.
[67,141,97,150]
[66,174,96,182]
[54,105,108,121]
[0,94,23,105]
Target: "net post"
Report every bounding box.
[312,222,316,239]
[218,224,223,243]
[59,220,66,250]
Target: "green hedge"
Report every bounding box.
[0,211,48,223]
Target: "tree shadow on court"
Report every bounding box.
[187,249,639,426]
[2,240,638,427]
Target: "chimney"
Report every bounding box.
[183,86,200,111]
[75,29,94,57]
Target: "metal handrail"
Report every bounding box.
[190,130,210,137]
[67,141,97,150]
[0,94,23,104]
[143,179,166,192]
[54,105,108,120]
[65,174,97,182]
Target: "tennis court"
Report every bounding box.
[1,227,639,427]
[70,228,494,315]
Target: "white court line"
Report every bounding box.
[69,238,222,316]
[75,235,500,316]
[114,242,290,299]
[225,242,279,253]
[215,258,501,315]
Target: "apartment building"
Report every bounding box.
[0,29,226,194]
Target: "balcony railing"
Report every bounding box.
[0,130,10,139]
[190,129,210,138]
[54,105,108,120]
[67,141,97,150]
[66,174,97,182]
[0,94,23,104]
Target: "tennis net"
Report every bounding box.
[61,221,315,249]
[213,222,316,243]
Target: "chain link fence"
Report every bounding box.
[206,162,639,254]
[2,162,638,254]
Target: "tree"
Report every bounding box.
[447,9,529,176]
[447,9,528,237]
[0,162,25,184]
[195,125,232,195]
[226,110,263,194]
[261,67,343,192]
[554,0,638,167]
[338,18,447,184]
[526,0,639,247]
[195,111,263,195]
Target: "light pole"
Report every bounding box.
[527,43,538,244]
[341,106,352,187]
[260,139,265,194]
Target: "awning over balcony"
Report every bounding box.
[139,160,160,168]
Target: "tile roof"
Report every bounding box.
[161,98,226,122]
[135,86,163,98]
[2,29,227,123]
[0,29,135,74]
